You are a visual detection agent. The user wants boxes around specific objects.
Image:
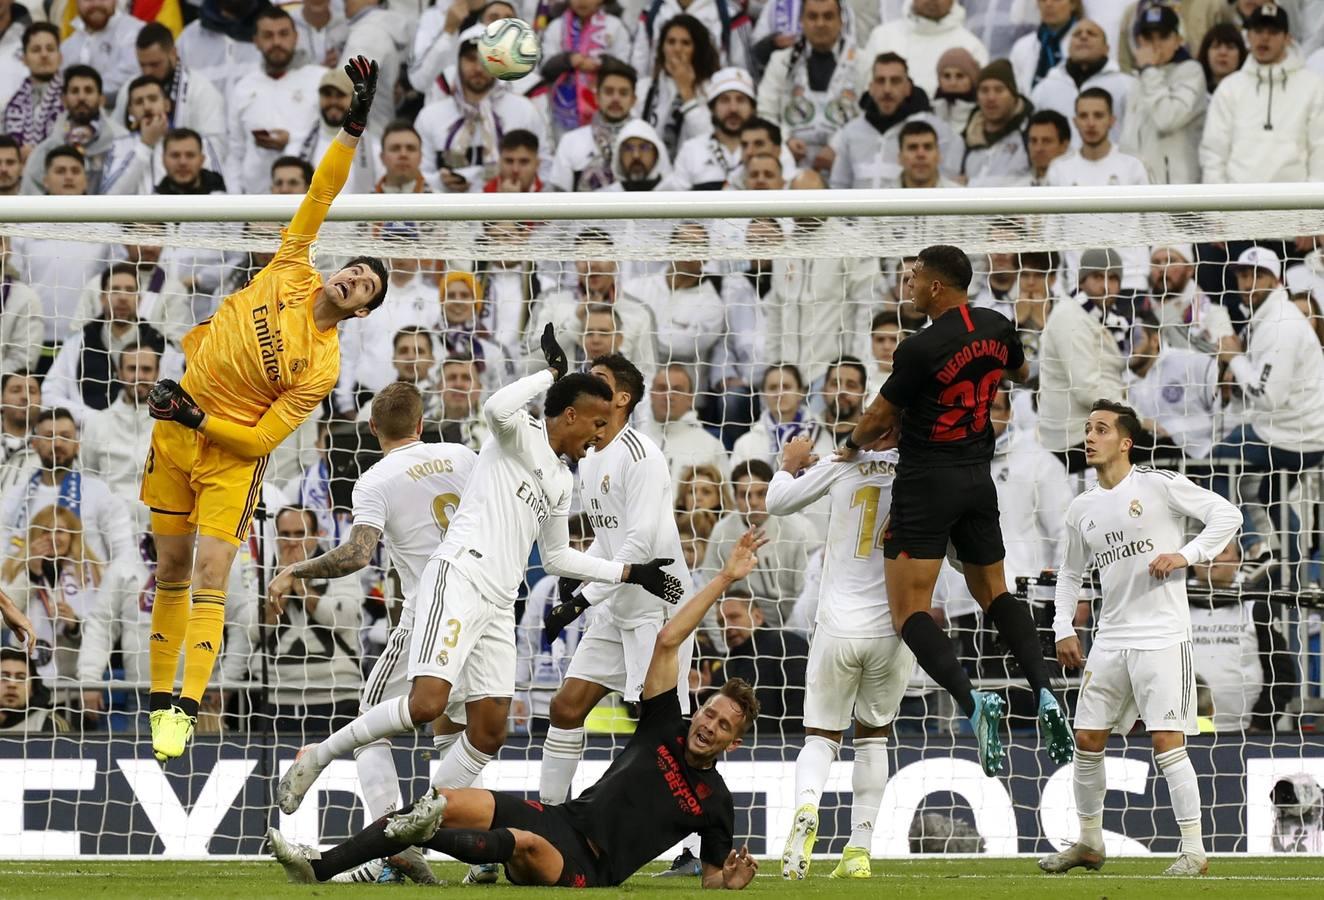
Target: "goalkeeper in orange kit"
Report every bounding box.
[140,56,386,762]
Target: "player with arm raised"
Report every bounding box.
[269,531,766,890]
[537,352,694,808]
[139,56,388,762]
[277,326,684,815]
[767,433,911,881]
[1039,400,1239,878]
[266,381,475,885]
[836,244,1072,777]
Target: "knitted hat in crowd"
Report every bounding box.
[976,59,1018,95]
[1079,247,1123,275]
[936,47,981,86]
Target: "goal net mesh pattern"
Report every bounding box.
[0,200,1321,860]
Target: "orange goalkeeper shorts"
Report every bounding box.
[140,419,269,546]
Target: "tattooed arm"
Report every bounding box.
[268,524,382,615]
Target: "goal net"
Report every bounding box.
[0,186,1322,860]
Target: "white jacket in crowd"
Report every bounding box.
[1036,292,1127,453]
[1119,57,1207,184]
[862,1,988,96]
[1030,59,1136,145]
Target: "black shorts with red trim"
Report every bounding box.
[883,463,1005,565]
[489,792,611,888]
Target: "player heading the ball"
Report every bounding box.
[139,56,387,763]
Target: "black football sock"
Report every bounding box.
[900,611,976,718]
[309,815,407,882]
[985,592,1052,698]
[425,827,516,865]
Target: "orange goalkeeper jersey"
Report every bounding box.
[179,141,355,430]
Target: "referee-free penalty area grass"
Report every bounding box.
[5,857,1324,899]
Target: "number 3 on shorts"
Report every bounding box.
[442,618,461,648]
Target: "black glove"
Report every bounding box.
[543,577,587,644]
[147,379,204,429]
[623,558,684,604]
[343,55,378,138]
[541,323,568,380]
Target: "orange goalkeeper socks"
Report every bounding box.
[148,580,191,712]
[179,588,227,718]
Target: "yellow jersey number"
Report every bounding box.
[431,492,461,536]
[849,485,888,559]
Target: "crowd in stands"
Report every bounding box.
[1,0,1322,741]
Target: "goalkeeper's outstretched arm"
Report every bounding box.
[641,530,766,701]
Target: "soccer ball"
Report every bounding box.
[478,18,541,81]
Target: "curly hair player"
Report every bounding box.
[268,531,766,890]
[139,56,387,762]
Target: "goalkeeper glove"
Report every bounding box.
[343,55,378,138]
[543,578,587,644]
[624,558,684,604]
[147,379,204,429]
[541,323,568,380]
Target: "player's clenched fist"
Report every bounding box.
[543,577,588,643]
[343,55,378,137]
[147,379,204,429]
[541,323,568,380]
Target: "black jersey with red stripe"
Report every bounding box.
[880,304,1025,467]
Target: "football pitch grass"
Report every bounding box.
[7,857,1324,899]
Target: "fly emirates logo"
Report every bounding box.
[1092,528,1155,570]
[515,480,551,524]
[251,304,285,383]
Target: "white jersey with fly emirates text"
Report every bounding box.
[351,440,477,603]
[765,450,900,639]
[1053,465,1240,650]
[433,370,626,607]
[576,425,693,629]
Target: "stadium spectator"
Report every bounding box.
[702,458,819,627]
[1196,22,1247,95]
[298,67,376,193]
[79,344,161,505]
[624,223,724,371]
[20,65,125,195]
[732,363,833,468]
[602,119,672,190]
[816,356,868,447]
[0,371,38,496]
[885,120,960,188]
[1031,19,1135,143]
[259,506,364,735]
[635,14,718,160]
[931,46,979,134]
[865,311,902,395]
[1200,3,1324,184]
[640,363,730,484]
[740,150,785,189]
[0,0,28,62]
[99,76,176,196]
[115,23,227,161]
[43,264,168,421]
[862,0,988,97]
[4,23,63,154]
[576,303,627,365]
[1148,243,1233,352]
[67,238,189,348]
[1125,311,1220,460]
[0,134,19,196]
[548,58,639,192]
[630,0,752,80]
[665,66,756,189]
[270,156,314,194]
[175,0,264,93]
[338,0,411,134]
[541,0,633,138]
[1008,0,1082,92]
[437,271,511,391]
[371,325,441,408]
[1012,250,1065,388]
[675,461,729,538]
[484,129,544,192]
[830,53,958,188]
[1024,108,1072,183]
[1037,247,1128,472]
[61,0,144,106]
[407,0,468,97]
[1118,3,1208,185]
[960,59,1032,186]
[417,25,546,193]
[1214,246,1324,571]
[756,0,862,174]
[155,128,227,194]
[438,352,490,449]
[716,589,808,727]
[1116,0,1234,74]
[738,116,796,182]
[373,121,433,192]
[0,504,106,683]
[972,244,1018,319]
[224,7,326,194]
[0,645,69,734]
[294,0,348,69]
[0,237,43,373]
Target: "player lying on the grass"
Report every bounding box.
[276,328,685,820]
[138,56,387,762]
[1039,400,1239,878]
[269,531,766,890]
[766,433,912,881]
[836,244,1072,778]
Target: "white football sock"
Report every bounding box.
[1073,748,1107,850]
[1156,746,1204,856]
[431,732,493,790]
[315,696,414,767]
[849,737,889,850]
[353,739,402,819]
[540,725,586,804]
[794,735,840,810]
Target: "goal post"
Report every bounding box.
[0,187,1321,860]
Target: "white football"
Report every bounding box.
[478,17,541,81]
